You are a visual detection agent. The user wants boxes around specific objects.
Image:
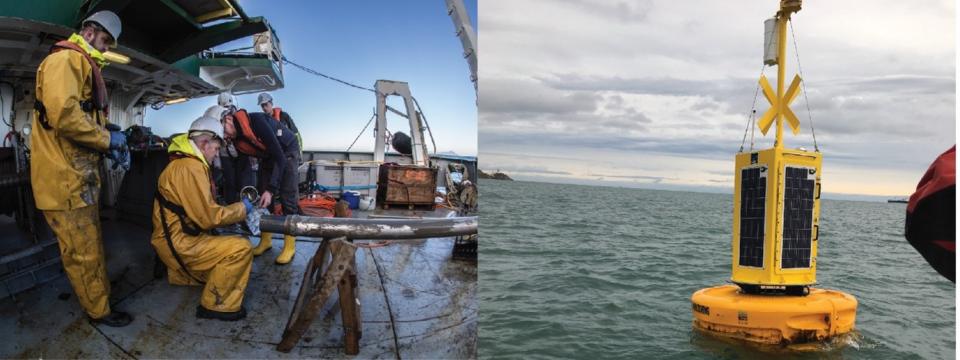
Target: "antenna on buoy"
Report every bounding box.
[690,0,858,347]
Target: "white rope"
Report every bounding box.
[740,65,766,152]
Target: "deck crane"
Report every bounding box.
[445,0,478,96]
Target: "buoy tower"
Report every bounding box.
[691,0,858,346]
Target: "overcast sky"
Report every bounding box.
[479,0,955,197]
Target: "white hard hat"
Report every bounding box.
[189,115,224,140]
[83,11,122,42]
[203,105,226,120]
[217,93,236,108]
[257,92,273,105]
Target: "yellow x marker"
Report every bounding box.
[757,74,803,135]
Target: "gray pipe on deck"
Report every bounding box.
[260,215,478,240]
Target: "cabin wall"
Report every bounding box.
[0,75,146,208]
[2,79,145,141]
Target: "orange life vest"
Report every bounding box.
[233,109,268,157]
[271,107,303,153]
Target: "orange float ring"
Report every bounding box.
[691,285,857,345]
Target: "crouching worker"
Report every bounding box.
[151,113,257,321]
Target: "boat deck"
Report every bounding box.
[0,208,477,358]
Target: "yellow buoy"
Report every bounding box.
[692,285,857,345]
[692,0,857,347]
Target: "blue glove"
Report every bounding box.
[120,150,131,171]
[115,149,130,171]
[109,130,127,150]
[242,197,254,214]
[108,148,130,171]
[107,149,118,165]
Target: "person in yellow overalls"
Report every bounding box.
[151,109,256,321]
[30,11,132,327]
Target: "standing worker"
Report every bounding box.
[258,92,302,154]
[222,109,301,264]
[30,11,132,327]
[151,113,256,321]
[213,94,255,203]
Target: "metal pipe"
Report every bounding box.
[260,215,478,240]
[226,0,250,22]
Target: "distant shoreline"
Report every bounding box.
[482,176,904,203]
[479,170,514,181]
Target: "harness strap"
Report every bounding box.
[33,101,52,130]
[155,191,205,284]
[34,99,102,131]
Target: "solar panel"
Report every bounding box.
[781,166,815,268]
[738,167,766,267]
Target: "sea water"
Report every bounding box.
[480,180,954,359]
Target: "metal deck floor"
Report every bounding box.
[0,209,477,359]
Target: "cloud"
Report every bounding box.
[479,0,955,196]
[556,0,654,23]
[482,130,736,160]
[481,77,655,134]
[538,74,751,98]
[482,78,601,115]
[587,173,678,183]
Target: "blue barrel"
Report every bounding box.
[342,191,360,209]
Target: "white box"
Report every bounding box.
[299,160,378,197]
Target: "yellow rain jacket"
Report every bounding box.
[30,33,111,210]
[151,134,253,312]
[32,33,114,319]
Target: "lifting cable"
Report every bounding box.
[281,56,377,94]
[740,65,766,152]
[283,56,439,155]
[789,21,819,152]
[411,96,438,154]
[346,110,376,152]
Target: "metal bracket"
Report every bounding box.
[277,237,361,354]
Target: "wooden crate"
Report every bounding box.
[376,164,437,209]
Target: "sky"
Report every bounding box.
[479,0,955,198]
[144,0,478,156]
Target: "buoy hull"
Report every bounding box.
[691,284,857,345]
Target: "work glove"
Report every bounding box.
[105,147,130,171]
[245,208,267,236]
[111,148,131,171]
[242,197,255,215]
[106,124,127,150]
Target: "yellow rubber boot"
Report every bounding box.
[276,235,296,264]
[252,232,273,256]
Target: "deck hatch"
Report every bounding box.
[738,167,766,267]
[781,166,815,268]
